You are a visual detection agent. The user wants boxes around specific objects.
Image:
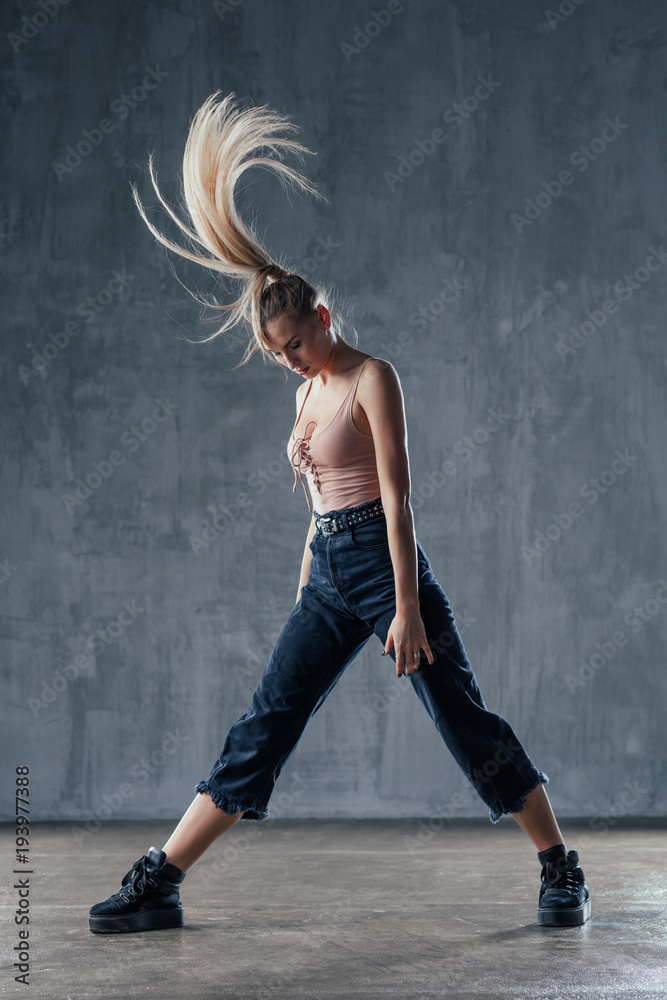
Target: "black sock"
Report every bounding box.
[537,842,567,866]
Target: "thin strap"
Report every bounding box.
[342,357,374,429]
[347,357,373,401]
[293,377,314,436]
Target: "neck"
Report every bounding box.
[314,336,338,387]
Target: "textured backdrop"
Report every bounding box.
[2,0,666,830]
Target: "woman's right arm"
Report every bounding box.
[295,515,318,604]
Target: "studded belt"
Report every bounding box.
[314,498,384,537]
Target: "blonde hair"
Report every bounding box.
[131,91,355,369]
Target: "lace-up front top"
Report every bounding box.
[288,357,381,513]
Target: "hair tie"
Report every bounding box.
[263,262,290,285]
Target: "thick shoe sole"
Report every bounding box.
[89,906,184,934]
[538,896,591,926]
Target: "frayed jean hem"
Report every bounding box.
[488,771,549,825]
[194,779,269,823]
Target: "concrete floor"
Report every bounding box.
[1,817,665,999]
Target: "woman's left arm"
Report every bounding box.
[359,359,435,676]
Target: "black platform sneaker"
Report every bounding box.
[89,846,186,933]
[538,848,591,926]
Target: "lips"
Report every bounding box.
[297,367,310,375]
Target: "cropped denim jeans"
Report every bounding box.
[194,497,548,823]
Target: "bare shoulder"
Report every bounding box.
[356,359,406,436]
[359,357,403,395]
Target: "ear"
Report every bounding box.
[317,303,331,329]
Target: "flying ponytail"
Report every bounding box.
[131,91,352,369]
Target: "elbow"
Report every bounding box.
[382,494,413,526]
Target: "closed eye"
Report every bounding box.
[272,341,300,356]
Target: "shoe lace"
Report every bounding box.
[117,859,157,903]
[542,859,581,891]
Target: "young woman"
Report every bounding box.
[88,92,590,934]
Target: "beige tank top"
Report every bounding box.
[288,357,381,513]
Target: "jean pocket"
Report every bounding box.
[350,518,389,548]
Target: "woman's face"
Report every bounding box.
[263,305,331,379]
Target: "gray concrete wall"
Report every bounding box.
[2,0,666,829]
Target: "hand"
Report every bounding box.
[382,610,435,677]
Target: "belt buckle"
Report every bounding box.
[318,516,336,537]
